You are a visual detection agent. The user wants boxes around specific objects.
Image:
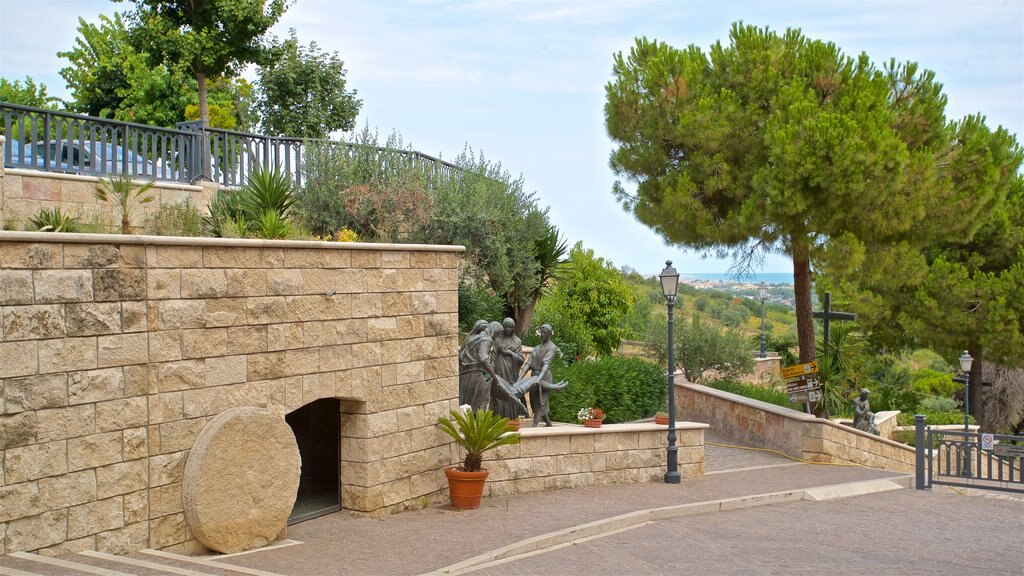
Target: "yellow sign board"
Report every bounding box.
[781,361,819,380]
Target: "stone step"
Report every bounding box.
[0,549,287,576]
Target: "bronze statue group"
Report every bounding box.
[458,318,567,427]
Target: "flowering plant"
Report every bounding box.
[577,407,605,422]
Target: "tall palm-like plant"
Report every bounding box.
[816,323,867,417]
[508,224,569,336]
[94,175,155,234]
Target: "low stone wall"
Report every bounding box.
[1,140,217,233]
[0,232,462,556]
[678,382,914,473]
[484,423,706,496]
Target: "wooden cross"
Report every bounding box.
[813,292,856,348]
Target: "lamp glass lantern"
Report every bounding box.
[959,351,973,374]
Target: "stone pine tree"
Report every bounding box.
[120,0,288,128]
[604,24,1008,363]
[822,158,1023,429]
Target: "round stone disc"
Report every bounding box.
[182,406,301,554]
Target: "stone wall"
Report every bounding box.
[485,423,706,496]
[0,232,462,555]
[678,382,914,473]
[1,138,217,234]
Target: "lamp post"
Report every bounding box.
[758,282,768,359]
[959,350,973,477]
[659,261,680,484]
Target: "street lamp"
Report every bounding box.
[758,282,768,358]
[659,260,681,484]
[958,350,973,477]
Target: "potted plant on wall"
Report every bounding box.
[437,406,520,509]
[577,406,605,428]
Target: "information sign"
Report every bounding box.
[993,444,1024,458]
[786,376,821,394]
[781,361,819,380]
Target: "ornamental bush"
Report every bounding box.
[708,378,801,411]
[549,356,665,424]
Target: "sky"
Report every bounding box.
[1,0,1022,277]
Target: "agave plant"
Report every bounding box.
[29,207,80,233]
[240,168,295,223]
[437,407,520,472]
[94,175,155,234]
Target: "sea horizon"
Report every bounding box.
[681,272,794,285]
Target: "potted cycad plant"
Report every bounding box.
[437,406,520,509]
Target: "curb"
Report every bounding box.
[425,475,913,575]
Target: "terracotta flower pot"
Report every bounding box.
[583,418,603,428]
[505,419,521,431]
[444,467,489,509]
[654,415,670,425]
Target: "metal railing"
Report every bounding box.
[2,103,460,188]
[914,414,1024,494]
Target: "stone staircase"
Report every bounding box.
[0,547,292,576]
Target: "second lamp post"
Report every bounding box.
[659,261,681,484]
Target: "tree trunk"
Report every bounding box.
[197,71,210,128]
[512,301,536,338]
[792,237,816,363]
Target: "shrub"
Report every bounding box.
[457,282,506,333]
[548,356,665,424]
[911,368,959,398]
[145,199,204,237]
[28,207,80,232]
[897,411,974,427]
[708,378,801,411]
[646,313,755,383]
[919,395,959,413]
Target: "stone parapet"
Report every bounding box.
[484,423,706,496]
[678,382,914,473]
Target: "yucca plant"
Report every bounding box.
[437,408,520,472]
[254,209,292,239]
[94,175,155,234]
[29,207,80,232]
[240,168,295,222]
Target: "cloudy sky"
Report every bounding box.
[1,0,1022,276]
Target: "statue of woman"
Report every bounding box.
[490,318,525,418]
[458,320,497,411]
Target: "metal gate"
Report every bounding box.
[914,415,1024,494]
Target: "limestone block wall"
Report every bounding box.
[484,423,706,496]
[1,136,218,232]
[678,382,914,473]
[0,232,462,556]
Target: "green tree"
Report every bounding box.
[533,242,636,358]
[646,313,754,383]
[58,13,193,125]
[256,30,362,138]
[121,0,288,127]
[0,76,59,108]
[419,147,553,327]
[604,24,1006,364]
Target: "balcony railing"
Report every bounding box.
[2,103,460,188]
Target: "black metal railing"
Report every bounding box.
[915,414,1024,494]
[2,102,460,188]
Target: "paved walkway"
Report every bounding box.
[2,430,1021,576]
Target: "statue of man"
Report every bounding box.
[490,318,525,418]
[521,324,560,427]
[853,388,879,435]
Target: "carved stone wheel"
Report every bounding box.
[182,407,301,553]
